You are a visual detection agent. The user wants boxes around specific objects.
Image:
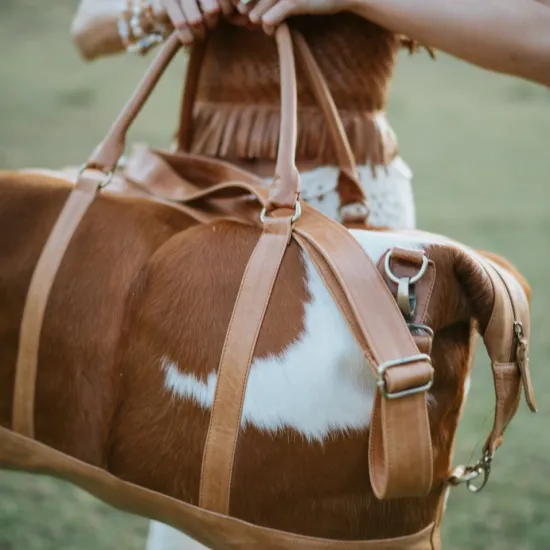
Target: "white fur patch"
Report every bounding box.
[163,257,375,441]
[162,232,429,441]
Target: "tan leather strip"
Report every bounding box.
[291,30,357,176]
[268,24,300,212]
[12,176,100,437]
[89,33,182,172]
[487,260,536,410]
[0,427,435,549]
[199,215,293,513]
[292,208,433,499]
[291,29,365,214]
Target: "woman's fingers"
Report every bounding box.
[229,0,253,15]
[220,0,236,16]
[160,0,225,43]
[161,0,195,44]
[180,0,206,40]
[261,0,309,28]
[248,0,277,23]
[199,0,220,28]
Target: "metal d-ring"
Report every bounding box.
[77,163,114,190]
[384,249,428,317]
[260,201,302,225]
[384,249,429,285]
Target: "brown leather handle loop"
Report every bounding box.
[84,27,300,212]
[176,30,358,180]
[270,24,300,211]
[176,27,366,219]
[88,33,182,172]
[290,30,357,179]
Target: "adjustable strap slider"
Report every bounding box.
[376,354,433,399]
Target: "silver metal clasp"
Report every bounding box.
[449,449,494,493]
[384,249,428,318]
[377,353,433,399]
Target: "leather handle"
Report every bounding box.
[84,27,300,213]
[88,33,182,172]
[175,28,365,218]
[176,30,358,179]
[270,24,300,211]
[290,30,357,179]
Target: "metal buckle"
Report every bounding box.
[338,201,370,223]
[377,353,433,399]
[407,323,434,339]
[260,201,302,224]
[384,249,428,285]
[449,449,493,493]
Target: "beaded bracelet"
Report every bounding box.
[117,0,168,56]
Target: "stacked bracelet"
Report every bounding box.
[117,0,168,56]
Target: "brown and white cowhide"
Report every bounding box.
[0,171,529,548]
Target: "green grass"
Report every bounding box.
[1,3,550,550]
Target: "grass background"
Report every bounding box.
[1,2,549,549]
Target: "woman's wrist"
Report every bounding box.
[71,0,171,61]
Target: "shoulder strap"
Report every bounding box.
[199,215,293,512]
[292,209,434,499]
[12,176,100,438]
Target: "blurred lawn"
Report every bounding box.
[1,2,550,550]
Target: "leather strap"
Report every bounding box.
[199,215,293,513]
[12,176,100,438]
[89,33,182,172]
[291,30,367,221]
[0,427,438,549]
[269,25,300,212]
[86,26,300,214]
[291,209,434,499]
[481,259,537,456]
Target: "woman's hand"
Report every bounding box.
[233,0,352,33]
[160,0,260,43]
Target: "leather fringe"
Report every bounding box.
[188,102,398,167]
